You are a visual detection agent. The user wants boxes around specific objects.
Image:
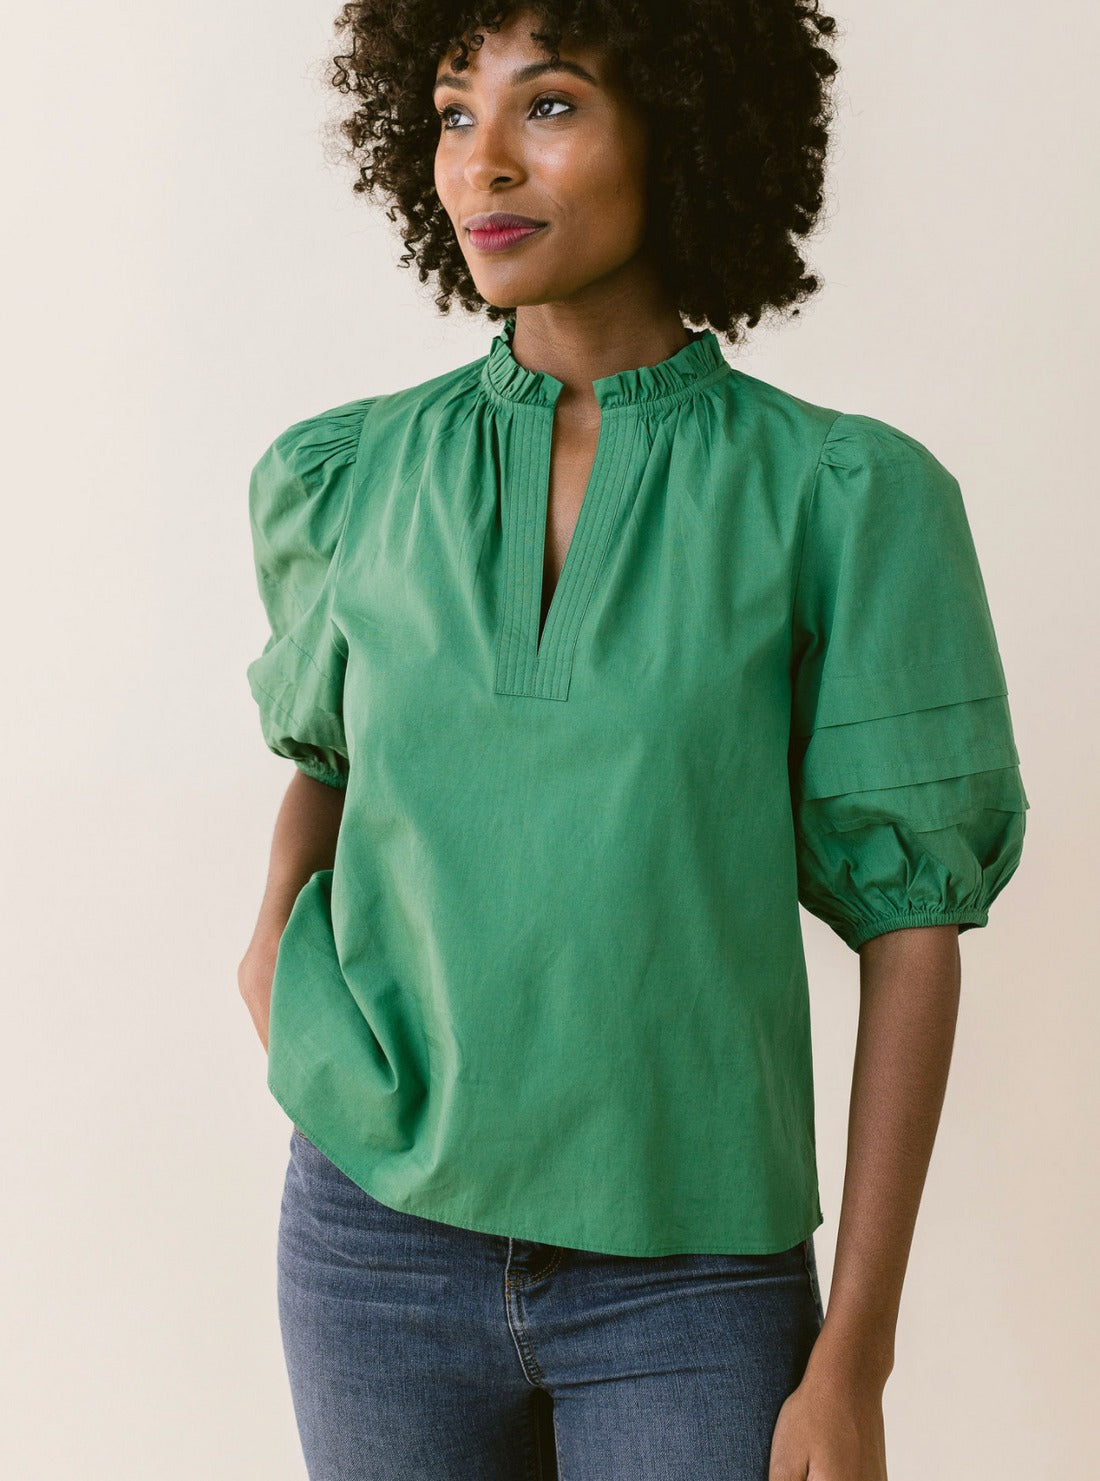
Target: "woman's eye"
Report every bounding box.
[530,95,572,120]
[438,104,468,130]
[437,95,573,131]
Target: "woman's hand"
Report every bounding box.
[768,1367,888,1480]
[237,935,281,1053]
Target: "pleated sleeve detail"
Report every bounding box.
[788,413,1029,952]
[245,398,376,788]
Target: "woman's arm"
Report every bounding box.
[237,770,346,1052]
[810,923,962,1387]
[770,924,962,1478]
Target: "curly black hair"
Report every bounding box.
[328,0,840,346]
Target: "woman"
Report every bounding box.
[238,3,1028,1477]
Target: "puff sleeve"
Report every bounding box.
[245,398,374,789]
[788,412,1029,952]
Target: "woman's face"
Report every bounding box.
[432,9,651,311]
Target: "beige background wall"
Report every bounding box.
[2,1,1091,1476]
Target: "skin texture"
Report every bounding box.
[242,12,963,1476]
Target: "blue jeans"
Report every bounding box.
[278,1127,826,1480]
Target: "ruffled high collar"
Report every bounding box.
[480,315,731,411]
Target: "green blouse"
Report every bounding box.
[246,317,1028,1256]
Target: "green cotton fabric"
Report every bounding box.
[245,317,1028,1257]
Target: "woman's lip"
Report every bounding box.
[467,223,547,252]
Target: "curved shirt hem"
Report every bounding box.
[276,1097,825,1259]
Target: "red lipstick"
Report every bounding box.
[465,212,548,252]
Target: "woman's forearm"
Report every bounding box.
[239,770,347,1051]
[248,769,347,947]
[805,924,963,1391]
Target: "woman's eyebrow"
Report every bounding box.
[433,59,599,94]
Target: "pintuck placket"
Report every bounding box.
[482,319,733,700]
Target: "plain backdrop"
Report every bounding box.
[2,1,1093,1476]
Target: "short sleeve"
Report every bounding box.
[245,398,375,789]
[788,412,1029,952]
